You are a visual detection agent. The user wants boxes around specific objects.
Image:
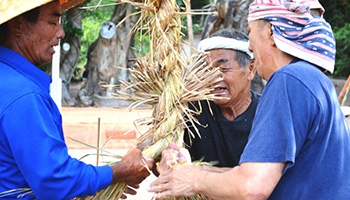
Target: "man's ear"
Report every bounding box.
[7,17,24,37]
[247,59,256,81]
[266,23,276,46]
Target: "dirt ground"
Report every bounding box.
[62,106,156,200]
[62,105,350,150]
[62,106,152,150]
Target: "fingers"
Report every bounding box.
[148,177,166,193]
[169,142,180,150]
[152,156,161,176]
[111,148,154,184]
[157,145,190,174]
[160,147,188,168]
[119,185,138,199]
[142,156,155,171]
[163,149,179,165]
[124,186,137,195]
[154,190,172,199]
[128,184,140,189]
[148,178,174,199]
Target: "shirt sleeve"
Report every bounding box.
[240,71,318,166]
[2,93,112,199]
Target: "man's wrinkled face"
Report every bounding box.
[206,49,252,108]
[247,20,271,81]
[19,1,65,66]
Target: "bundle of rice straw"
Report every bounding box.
[75,0,223,199]
[120,0,223,158]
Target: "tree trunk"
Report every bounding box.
[111,4,135,90]
[78,21,117,106]
[60,6,83,106]
[77,3,138,106]
[202,0,253,38]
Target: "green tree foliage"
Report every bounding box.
[80,4,114,67]
[321,0,350,27]
[333,23,350,77]
[60,1,115,80]
[321,0,350,77]
[133,32,151,57]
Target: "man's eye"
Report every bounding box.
[220,67,230,72]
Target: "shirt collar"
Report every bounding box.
[0,45,52,93]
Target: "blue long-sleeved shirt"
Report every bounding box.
[0,46,112,199]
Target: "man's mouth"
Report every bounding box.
[50,44,59,54]
[212,86,227,94]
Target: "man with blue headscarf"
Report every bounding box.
[149,1,350,199]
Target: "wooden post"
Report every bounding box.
[184,0,194,55]
[51,44,62,111]
[338,75,350,104]
[78,21,117,106]
[96,117,101,166]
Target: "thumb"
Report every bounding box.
[143,156,154,170]
[169,142,180,150]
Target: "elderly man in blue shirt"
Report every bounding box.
[0,0,153,199]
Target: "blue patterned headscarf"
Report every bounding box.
[248,0,335,73]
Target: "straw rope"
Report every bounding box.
[75,0,223,199]
[103,0,222,199]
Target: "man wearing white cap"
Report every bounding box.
[0,1,153,199]
[183,28,260,168]
[149,0,350,199]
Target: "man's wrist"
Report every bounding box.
[193,165,207,194]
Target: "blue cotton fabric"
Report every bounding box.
[240,59,350,199]
[265,15,336,73]
[0,46,112,199]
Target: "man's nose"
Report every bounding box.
[56,24,65,39]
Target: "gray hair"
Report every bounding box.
[209,28,252,68]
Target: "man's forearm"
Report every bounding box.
[201,165,231,173]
